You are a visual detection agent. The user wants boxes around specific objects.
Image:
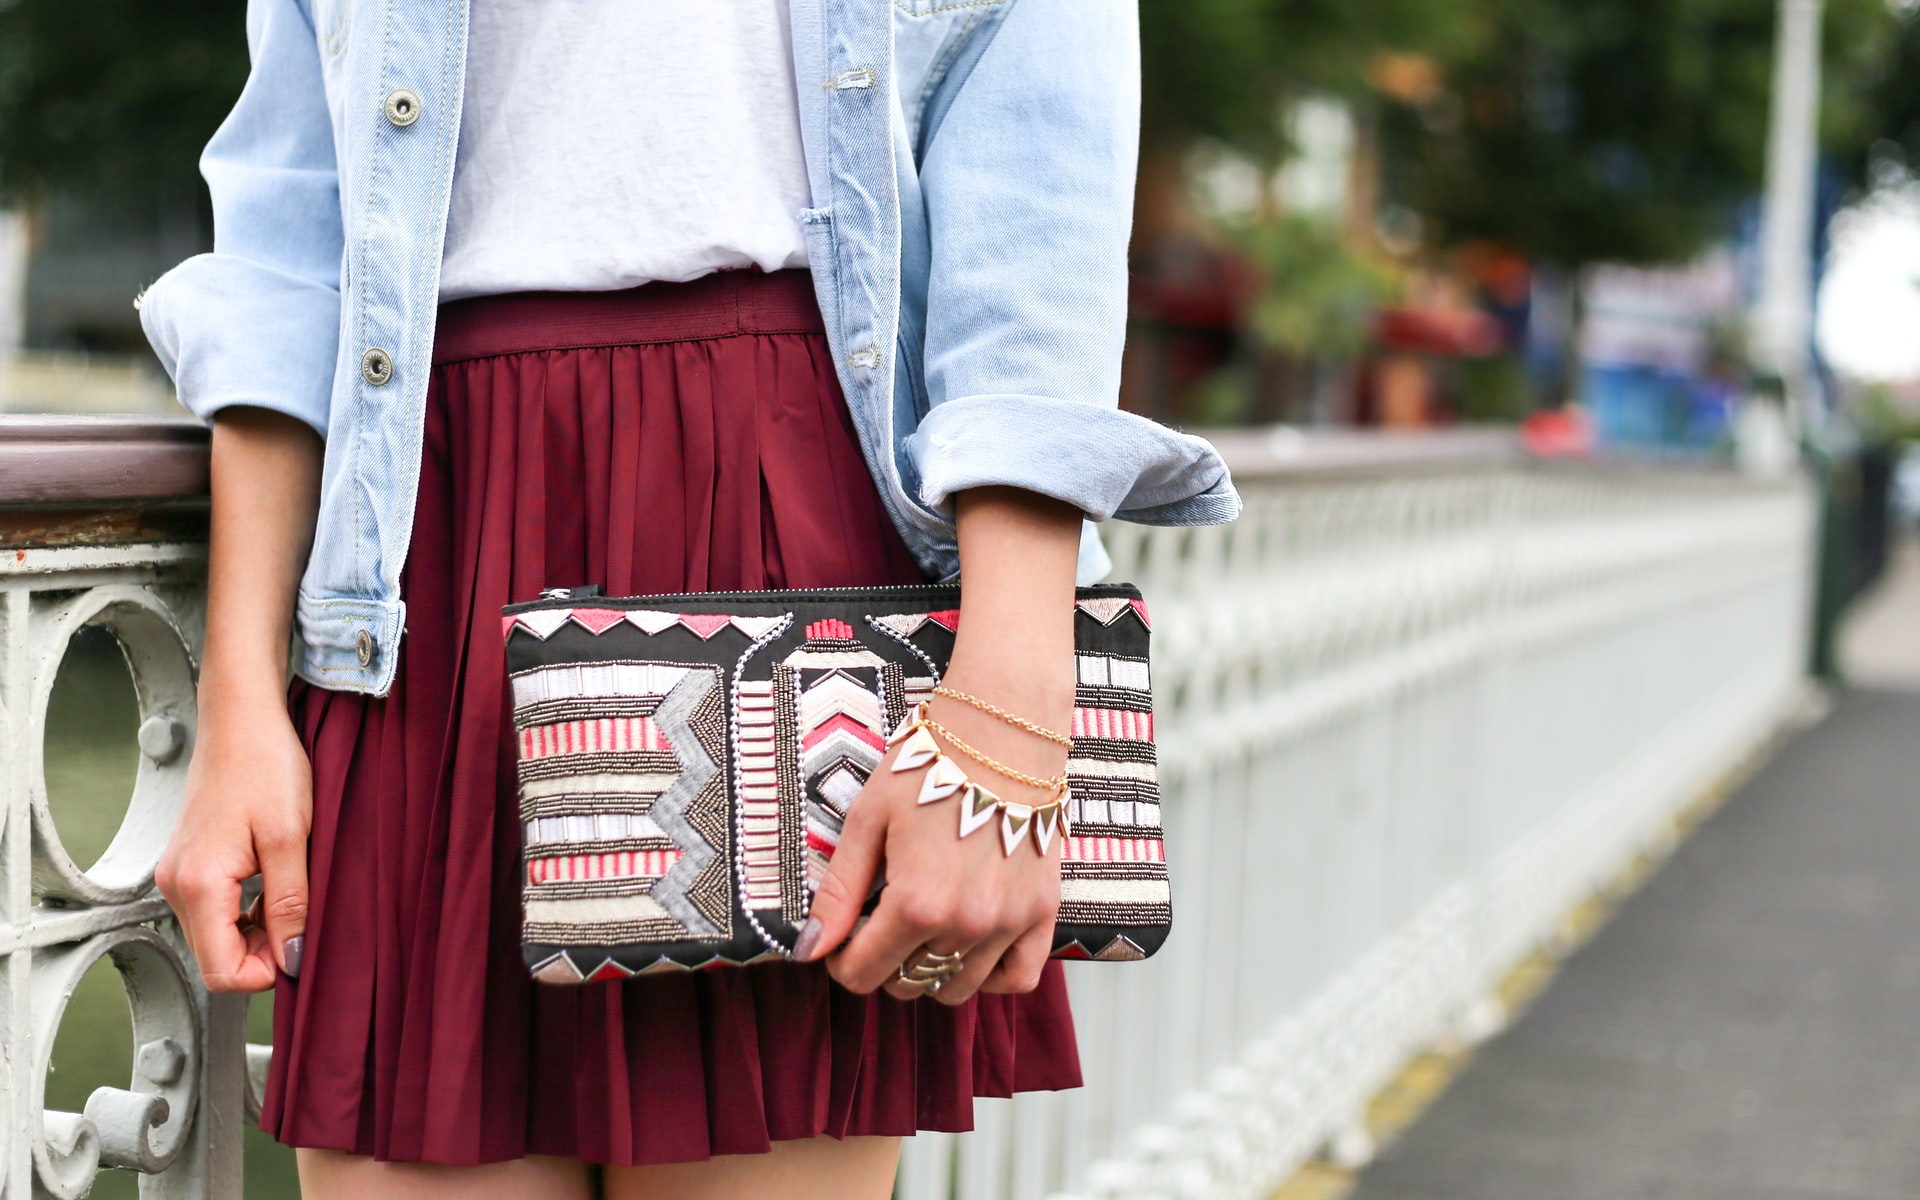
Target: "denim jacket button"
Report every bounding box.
[355,629,376,667]
[361,347,394,386]
[384,89,423,127]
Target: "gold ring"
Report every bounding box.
[898,946,966,991]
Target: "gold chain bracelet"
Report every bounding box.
[931,685,1074,749]
[885,702,1070,857]
[921,716,1068,793]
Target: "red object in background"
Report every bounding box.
[1370,306,1505,357]
[1123,241,1263,420]
[1521,405,1597,458]
[1129,251,1259,332]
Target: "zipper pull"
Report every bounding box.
[539,584,606,601]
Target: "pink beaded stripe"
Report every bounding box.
[1062,835,1166,864]
[1070,707,1153,741]
[526,848,683,885]
[518,716,672,760]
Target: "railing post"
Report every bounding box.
[1,416,235,1200]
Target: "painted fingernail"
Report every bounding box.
[282,935,305,979]
[792,919,825,962]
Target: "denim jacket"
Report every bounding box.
[139,0,1241,696]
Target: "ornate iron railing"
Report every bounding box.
[0,417,247,1198]
[0,417,1815,1199]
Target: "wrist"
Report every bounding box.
[940,651,1073,730]
[195,669,291,729]
[920,685,1070,808]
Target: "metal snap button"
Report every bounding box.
[355,629,376,667]
[361,347,394,386]
[384,89,422,127]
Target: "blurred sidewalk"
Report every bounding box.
[1334,553,1920,1199]
[1343,687,1920,1200]
[1842,535,1920,690]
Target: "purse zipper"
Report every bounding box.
[508,581,1140,615]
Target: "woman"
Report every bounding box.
[141,1,1238,1196]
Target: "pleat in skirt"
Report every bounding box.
[260,269,1082,1165]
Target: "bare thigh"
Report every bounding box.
[603,1135,901,1200]
[296,1149,595,1200]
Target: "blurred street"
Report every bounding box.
[1346,538,1920,1200]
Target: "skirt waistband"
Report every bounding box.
[432,269,825,365]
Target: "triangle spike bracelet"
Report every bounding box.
[887,702,1069,858]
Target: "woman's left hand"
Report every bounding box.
[794,486,1082,1004]
[796,670,1069,1003]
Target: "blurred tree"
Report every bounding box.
[2,0,1905,262]
[1140,0,1465,162]
[1850,4,1920,179]
[0,0,247,227]
[1374,0,1900,265]
[1233,214,1398,358]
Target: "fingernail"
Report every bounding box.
[792,919,825,962]
[282,935,304,979]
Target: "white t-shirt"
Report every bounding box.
[439,1,812,301]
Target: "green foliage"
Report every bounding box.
[1854,382,1920,444]
[1229,214,1398,358]
[1140,0,1466,158]
[1457,353,1534,421]
[0,0,248,224]
[1850,6,1920,179]
[1376,0,1900,265]
[2,0,1909,270]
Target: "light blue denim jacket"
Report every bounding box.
[139,0,1241,696]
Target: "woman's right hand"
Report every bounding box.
[156,699,313,992]
[155,404,326,994]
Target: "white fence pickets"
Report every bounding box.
[902,462,1814,1199]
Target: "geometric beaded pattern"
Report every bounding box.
[504,584,1168,982]
[512,662,730,962]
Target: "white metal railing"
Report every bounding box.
[0,421,1816,1199]
[898,438,1816,1199]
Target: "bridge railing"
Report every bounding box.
[899,430,1815,1200]
[0,416,242,1199]
[0,418,1815,1200]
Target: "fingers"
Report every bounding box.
[913,932,1016,1007]
[831,881,976,995]
[795,793,887,963]
[254,824,311,978]
[979,920,1054,995]
[157,854,276,994]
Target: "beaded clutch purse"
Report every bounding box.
[501,583,1169,984]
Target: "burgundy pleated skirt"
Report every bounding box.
[262,269,1081,1165]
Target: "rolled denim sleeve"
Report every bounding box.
[907,0,1238,526]
[138,0,342,437]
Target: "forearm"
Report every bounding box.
[200,407,323,720]
[942,487,1082,789]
